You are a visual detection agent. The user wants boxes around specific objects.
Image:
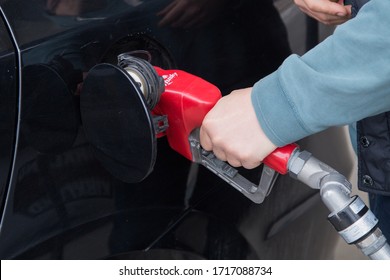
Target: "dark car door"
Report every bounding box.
[0,7,18,222]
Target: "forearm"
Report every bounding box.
[252,0,390,147]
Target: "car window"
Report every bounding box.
[0,0,147,47]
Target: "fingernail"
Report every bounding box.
[336,12,346,16]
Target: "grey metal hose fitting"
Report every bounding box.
[287,150,390,259]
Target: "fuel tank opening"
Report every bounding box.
[118,53,164,110]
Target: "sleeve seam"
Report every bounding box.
[275,70,314,136]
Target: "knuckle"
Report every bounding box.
[213,150,226,162]
[242,161,260,170]
[227,159,241,168]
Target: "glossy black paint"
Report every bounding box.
[21,59,81,155]
[0,0,346,259]
[0,10,17,220]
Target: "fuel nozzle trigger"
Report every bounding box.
[189,128,279,203]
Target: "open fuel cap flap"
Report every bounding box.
[80,63,156,183]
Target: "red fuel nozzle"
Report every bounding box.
[263,143,298,174]
[152,67,221,161]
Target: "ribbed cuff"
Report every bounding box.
[251,71,311,147]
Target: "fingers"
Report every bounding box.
[294,0,352,25]
[199,126,213,151]
[200,126,259,169]
[295,0,347,16]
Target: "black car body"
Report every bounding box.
[0,0,354,259]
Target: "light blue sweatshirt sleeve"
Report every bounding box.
[251,0,390,147]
